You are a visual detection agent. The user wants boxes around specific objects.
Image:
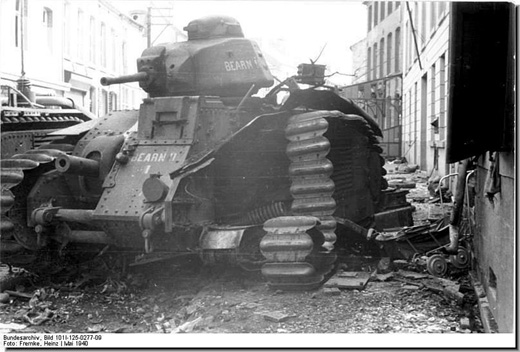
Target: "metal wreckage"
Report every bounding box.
[1,16,418,290]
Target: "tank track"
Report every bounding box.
[260,111,338,290]
[1,114,85,127]
[0,146,71,273]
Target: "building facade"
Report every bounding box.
[0,0,148,117]
[401,1,450,175]
[395,1,515,332]
[342,1,403,158]
[348,38,367,84]
[348,2,515,333]
[445,3,515,333]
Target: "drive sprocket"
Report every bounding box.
[0,146,71,273]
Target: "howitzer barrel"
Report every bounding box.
[55,154,100,177]
[100,72,148,86]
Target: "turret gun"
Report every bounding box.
[100,72,149,86]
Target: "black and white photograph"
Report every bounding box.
[0,0,516,349]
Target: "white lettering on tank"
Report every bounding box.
[131,152,172,162]
[224,59,256,72]
[144,165,151,174]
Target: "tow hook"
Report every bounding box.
[31,206,60,226]
[142,229,154,254]
[139,206,164,254]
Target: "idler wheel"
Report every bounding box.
[426,254,448,277]
[449,246,470,269]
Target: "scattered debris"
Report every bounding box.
[377,257,393,274]
[388,180,417,188]
[373,272,394,282]
[24,308,54,326]
[391,259,410,270]
[397,270,429,280]
[374,206,415,230]
[87,324,106,333]
[402,285,420,290]
[237,302,259,309]
[375,217,451,262]
[4,290,33,299]
[321,287,341,296]
[171,317,203,333]
[0,323,27,333]
[442,285,465,305]
[460,317,471,330]
[254,311,297,323]
[384,161,420,175]
[470,272,499,333]
[325,271,371,290]
[0,292,10,303]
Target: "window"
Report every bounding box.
[43,7,53,53]
[387,33,393,74]
[380,1,386,21]
[438,1,446,18]
[15,1,20,47]
[122,41,128,74]
[111,29,117,71]
[430,2,437,32]
[388,2,393,14]
[367,47,372,80]
[380,38,385,77]
[405,22,410,69]
[89,17,96,63]
[101,90,108,115]
[15,0,29,49]
[109,92,117,111]
[374,2,379,26]
[395,28,401,72]
[421,2,427,45]
[77,9,83,59]
[368,5,373,31]
[439,55,446,139]
[89,87,96,114]
[63,2,70,55]
[411,17,417,62]
[373,43,378,79]
[431,64,437,134]
[396,1,401,9]
[122,87,128,109]
[100,22,106,67]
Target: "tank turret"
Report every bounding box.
[101,15,274,98]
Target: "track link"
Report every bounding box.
[260,111,338,290]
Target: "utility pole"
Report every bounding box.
[145,2,177,47]
[147,7,152,48]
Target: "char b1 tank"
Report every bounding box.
[1,16,386,290]
[1,78,95,159]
